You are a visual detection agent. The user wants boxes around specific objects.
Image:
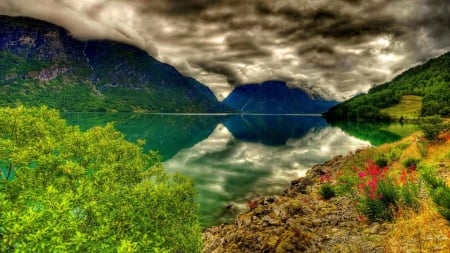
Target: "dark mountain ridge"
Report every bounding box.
[222,81,338,114]
[0,15,225,112]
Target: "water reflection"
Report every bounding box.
[164,124,370,226]
[331,121,419,146]
[64,113,224,160]
[224,115,327,145]
[64,113,413,227]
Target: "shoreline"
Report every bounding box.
[202,148,385,252]
[202,130,450,252]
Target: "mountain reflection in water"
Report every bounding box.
[64,113,416,227]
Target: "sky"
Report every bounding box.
[0,0,449,101]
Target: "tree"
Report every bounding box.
[0,106,201,252]
[419,115,446,141]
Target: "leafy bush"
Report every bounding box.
[0,106,202,252]
[403,157,420,171]
[419,115,445,141]
[386,147,403,162]
[320,183,336,200]
[375,156,388,167]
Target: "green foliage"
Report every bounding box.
[319,183,336,200]
[0,106,202,252]
[419,115,445,141]
[398,179,420,211]
[386,147,402,162]
[355,161,419,222]
[420,167,450,221]
[334,173,359,195]
[330,121,405,146]
[403,158,420,170]
[375,156,388,167]
[326,52,450,121]
[380,95,423,120]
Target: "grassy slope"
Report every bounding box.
[203,129,450,252]
[380,95,422,120]
[330,130,450,252]
[325,52,450,121]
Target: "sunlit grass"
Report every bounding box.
[384,200,450,252]
[380,95,422,120]
[328,127,450,252]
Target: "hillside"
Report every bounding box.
[204,129,450,252]
[222,81,338,114]
[325,52,450,121]
[0,16,225,112]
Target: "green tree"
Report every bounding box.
[0,106,201,252]
[419,115,446,141]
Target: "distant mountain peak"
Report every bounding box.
[222,81,338,114]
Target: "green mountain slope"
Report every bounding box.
[0,16,225,112]
[325,52,450,121]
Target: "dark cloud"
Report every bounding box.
[194,61,243,85]
[0,0,449,100]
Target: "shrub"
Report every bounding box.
[0,106,202,252]
[375,156,388,167]
[419,115,445,141]
[386,148,402,162]
[403,157,420,171]
[320,183,336,200]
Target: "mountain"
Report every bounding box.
[325,52,450,121]
[0,15,226,112]
[222,81,338,114]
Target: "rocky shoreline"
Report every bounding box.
[203,150,388,252]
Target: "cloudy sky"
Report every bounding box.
[1,0,449,100]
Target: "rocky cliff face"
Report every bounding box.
[0,15,225,112]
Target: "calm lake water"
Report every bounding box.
[63,113,418,227]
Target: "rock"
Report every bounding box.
[264,235,279,249]
[236,213,253,227]
[366,222,381,234]
[264,196,276,204]
[289,177,314,194]
[262,215,281,226]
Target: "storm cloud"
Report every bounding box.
[1,0,449,100]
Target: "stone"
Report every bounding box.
[367,222,381,234]
[290,177,314,194]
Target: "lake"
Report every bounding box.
[63,113,418,227]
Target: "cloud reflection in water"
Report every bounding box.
[164,124,370,226]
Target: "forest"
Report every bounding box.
[325,52,450,121]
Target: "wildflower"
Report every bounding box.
[320,174,332,183]
[357,214,367,222]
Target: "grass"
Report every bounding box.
[326,127,450,252]
[384,200,450,252]
[380,95,423,120]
